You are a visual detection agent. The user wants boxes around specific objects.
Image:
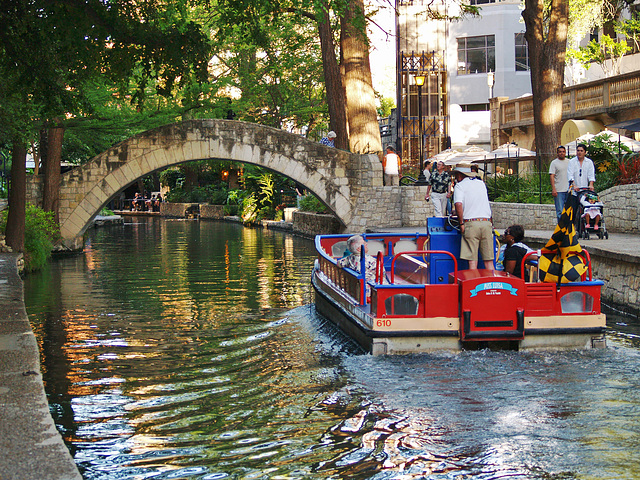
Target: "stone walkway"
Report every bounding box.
[0,254,82,480]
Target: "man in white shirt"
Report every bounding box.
[567,143,595,193]
[382,145,402,186]
[453,164,494,270]
[549,145,569,221]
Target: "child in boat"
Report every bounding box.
[580,191,603,230]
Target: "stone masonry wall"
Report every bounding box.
[199,204,225,219]
[491,202,556,231]
[160,202,199,218]
[292,211,341,238]
[599,184,640,233]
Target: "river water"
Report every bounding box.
[24,217,640,480]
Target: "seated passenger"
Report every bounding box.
[337,235,379,283]
[502,225,538,279]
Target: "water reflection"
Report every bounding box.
[24,218,640,479]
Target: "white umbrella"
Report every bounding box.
[427,148,461,165]
[450,146,489,164]
[488,143,536,159]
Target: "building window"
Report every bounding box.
[469,0,496,4]
[515,33,530,71]
[460,103,490,112]
[457,35,495,75]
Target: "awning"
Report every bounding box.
[607,118,640,132]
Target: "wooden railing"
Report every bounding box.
[497,71,640,129]
[318,256,363,304]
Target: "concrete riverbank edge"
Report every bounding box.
[0,254,82,480]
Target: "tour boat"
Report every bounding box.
[311,217,606,355]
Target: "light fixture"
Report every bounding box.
[413,73,428,185]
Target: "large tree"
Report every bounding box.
[341,0,382,154]
[523,0,569,161]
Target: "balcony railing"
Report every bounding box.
[497,71,640,129]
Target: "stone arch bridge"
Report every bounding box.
[35,119,428,248]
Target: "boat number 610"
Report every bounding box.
[376,319,392,327]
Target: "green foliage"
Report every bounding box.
[100,207,115,216]
[584,135,629,177]
[257,173,275,207]
[0,204,60,273]
[159,169,185,190]
[567,35,629,75]
[298,194,329,213]
[487,172,553,204]
[241,194,259,224]
[377,96,395,118]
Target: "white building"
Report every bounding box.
[395,0,532,157]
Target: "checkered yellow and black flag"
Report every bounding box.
[538,196,588,283]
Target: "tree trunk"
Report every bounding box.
[183,164,199,188]
[42,121,64,223]
[318,4,349,150]
[5,141,26,253]
[523,0,568,162]
[341,0,382,155]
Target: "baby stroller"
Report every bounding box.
[577,190,608,240]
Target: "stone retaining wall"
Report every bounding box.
[292,211,342,238]
[491,202,556,231]
[599,184,640,233]
[159,202,200,218]
[200,204,225,219]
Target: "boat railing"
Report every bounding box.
[390,250,458,284]
[317,256,365,304]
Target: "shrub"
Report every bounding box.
[298,194,329,213]
[486,173,553,204]
[0,204,60,272]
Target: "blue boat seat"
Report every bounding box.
[331,241,348,257]
[367,240,386,256]
[394,239,417,254]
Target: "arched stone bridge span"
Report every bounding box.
[55,119,393,247]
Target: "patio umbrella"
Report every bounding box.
[447,145,489,164]
[427,148,461,165]
[488,143,536,159]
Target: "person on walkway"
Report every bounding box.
[320,131,336,147]
[567,143,595,193]
[425,160,452,216]
[382,145,402,186]
[453,164,494,270]
[549,145,569,221]
[423,161,432,183]
[337,235,378,284]
[502,225,537,278]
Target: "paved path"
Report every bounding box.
[0,254,82,480]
